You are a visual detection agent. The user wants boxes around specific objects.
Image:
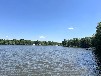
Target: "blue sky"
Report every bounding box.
[0,0,101,42]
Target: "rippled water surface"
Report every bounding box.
[0,45,100,76]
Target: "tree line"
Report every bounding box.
[0,39,61,46]
[62,37,94,48]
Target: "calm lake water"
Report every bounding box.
[0,45,100,76]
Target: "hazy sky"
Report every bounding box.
[0,0,101,42]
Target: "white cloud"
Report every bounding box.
[6,36,8,38]
[68,27,74,30]
[39,36,45,39]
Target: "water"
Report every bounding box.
[0,45,100,76]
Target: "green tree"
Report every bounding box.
[62,39,67,46]
[95,22,101,53]
[35,40,40,45]
[0,39,4,45]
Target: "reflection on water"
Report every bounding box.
[0,45,100,76]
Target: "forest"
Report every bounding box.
[0,39,61,46]
[62,37,94,48]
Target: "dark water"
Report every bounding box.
[0,45,100,76]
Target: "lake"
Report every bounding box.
[0,45,100,76]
